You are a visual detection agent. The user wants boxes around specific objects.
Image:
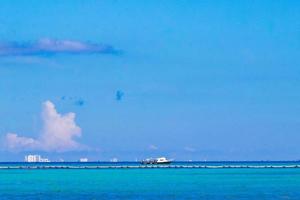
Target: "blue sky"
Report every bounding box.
[0,0,299,161]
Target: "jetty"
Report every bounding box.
[0,165,300,170]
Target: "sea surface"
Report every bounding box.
[1,162,300,199]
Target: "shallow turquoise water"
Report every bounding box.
[1,168,300,199]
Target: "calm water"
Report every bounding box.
[1,162,300,199]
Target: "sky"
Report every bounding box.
[0,0,299,161]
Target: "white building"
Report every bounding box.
[79,158,88,162]
[110,158,118,162]
[25,155,50,162]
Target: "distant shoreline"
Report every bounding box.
[1,165,300,170]
[1,161,300,170]
[1,160,300,163]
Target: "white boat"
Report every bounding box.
[141,157,172,164]
[156,157,172,164]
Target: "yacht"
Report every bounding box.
[141,157,172,164]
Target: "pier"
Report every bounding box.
[0,165,300,170]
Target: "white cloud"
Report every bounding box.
[184,146,196,152]
[5,133,40,150]
[0,38,120,56]
[149,144,158,150]
[4,101,86,152]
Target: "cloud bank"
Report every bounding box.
[0,38,120,56]
[5,101,86,152]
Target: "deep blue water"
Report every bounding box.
[1,162,300,199]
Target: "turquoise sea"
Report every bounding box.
[1,162,300,199]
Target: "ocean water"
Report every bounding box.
[1,163,300,199]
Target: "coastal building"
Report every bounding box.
[110,158,118,162]
[24,155,50,162]
[79,158,88,162]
